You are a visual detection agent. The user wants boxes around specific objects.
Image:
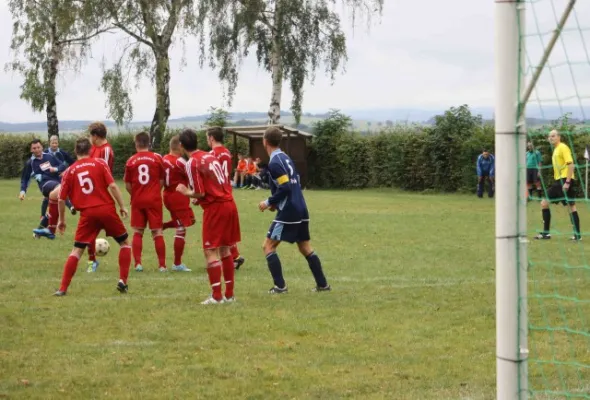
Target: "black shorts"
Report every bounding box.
[526,168,540,184]
[41,180,60,197]
[267,220,310,244]
[547,179,576,205]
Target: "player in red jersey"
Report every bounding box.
[162,135,195,272]
[54,137,131,296]
[124,131,167,272]
[207,128,246,271]
[86,122,115,273]
[177,128,241,304]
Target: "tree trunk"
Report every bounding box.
[45,56,59,140]
[150,50,171,149]
[267,4,283,125]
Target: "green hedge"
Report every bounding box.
[0,128,249,180]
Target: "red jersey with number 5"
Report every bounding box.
[186,150,232,207]
[59,158,115,211]
[210,146,232,182]
[124,151,165,209]
[90,143,114,171]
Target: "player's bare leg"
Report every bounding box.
[54,247,84,296]
[171,226,191,272]
[263,238,287,294]
[132,228,145,271]
[151,229,167,272]
[201,248,224,304]
[297,241,331,292]
[219,246,235,301]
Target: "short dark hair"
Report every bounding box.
[179,129,198,152]
[30,139,42,147]
[75,137,92,156]
[135,131,150,149]
[263,127,282,147]
[89,122,107,138]
[207,126,224,143]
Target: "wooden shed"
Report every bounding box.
[225,125,313,186]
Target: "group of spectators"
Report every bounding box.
[232,153,270,190]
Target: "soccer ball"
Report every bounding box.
[95,238,110,257]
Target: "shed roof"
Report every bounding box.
[224,124,313,140]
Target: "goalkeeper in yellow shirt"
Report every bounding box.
[535,129,581,241]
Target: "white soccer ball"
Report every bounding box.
[95,238,110,257]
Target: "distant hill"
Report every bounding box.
[0,106,585,134]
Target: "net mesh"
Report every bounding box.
[520,0,590,397]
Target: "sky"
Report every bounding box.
[0,0,588,123]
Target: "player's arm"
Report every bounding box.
[476,155,482,176]
[489,155,495,178]
[57,174,71,234]
[265,162,291,206]
[108,183,129,217]
[123,165,132,194]
[19,160,33,199]
[564,148,575,182]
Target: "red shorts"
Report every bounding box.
[131,205,163,230]
[202,200,241,249]
[75,204,127,245]
[164,192,195,227]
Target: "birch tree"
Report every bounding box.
[6,0,111,139]
[207,0,384,125]
[101,0,206,148]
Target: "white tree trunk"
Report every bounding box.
[267,4,282,125]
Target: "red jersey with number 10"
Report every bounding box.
[210,146,233,181]
[59,158,115,211]
[90,143,114,171]
[124,151,165,209]
[186,150,233,207]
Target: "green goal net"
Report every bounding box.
[520,0,590,398]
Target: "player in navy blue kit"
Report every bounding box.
[258,126,331,294]
[19,139,67,239]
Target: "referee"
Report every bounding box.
[535,129,581,241]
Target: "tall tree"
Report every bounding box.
[207,0,384,125]
[101,0,204,148]
[6,0,111,139]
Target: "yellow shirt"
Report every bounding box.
[552,142,575,180]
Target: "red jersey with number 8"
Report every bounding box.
[186,150,233,207]
[124,151,165,209]
[59,158,115,210]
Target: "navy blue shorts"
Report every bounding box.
[267,221,310,244]
[41,180,60,197]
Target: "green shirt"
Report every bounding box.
[526,150,542,169]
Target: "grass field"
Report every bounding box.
[1,180,589,399]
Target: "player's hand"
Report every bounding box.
[259,200,269,212]
[120,208,129,218]
[57,220,66,235]
[18,192,25,201]
[191,198,199,205]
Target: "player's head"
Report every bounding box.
[74,137,92,158]
[549,129,560,145]
[206,126,224,148]
[179,128,198,154]
[30,139,44,157]
[482,149,490,158]
[88,122,107,145]
[134,131,151,151]
[263,126,282,154]
[169,135,182,155]
[49,135,59,151]
[527,141,534,151]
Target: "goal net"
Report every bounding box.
[496,0,590,399]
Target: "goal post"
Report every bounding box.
[495,1,529,398]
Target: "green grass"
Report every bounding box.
[0,180,589,399]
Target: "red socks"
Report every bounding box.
[221,255,235,298]
[87,240,97,262]
[173,228,186,266]
[163,220,176,230]
[206,260,223,301]
[48,199,58,234]
[154,234,166,268]
[230,244,240,260]
[119,245,131,283]
[59,253,80,292]
[132,232,143,266]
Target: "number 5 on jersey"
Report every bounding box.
[78,171,94,194]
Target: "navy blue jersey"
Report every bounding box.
[20,153,66,194]
[44,147,75,166]
[265,149,308,223]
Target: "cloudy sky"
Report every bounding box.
[0,0,588,123]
